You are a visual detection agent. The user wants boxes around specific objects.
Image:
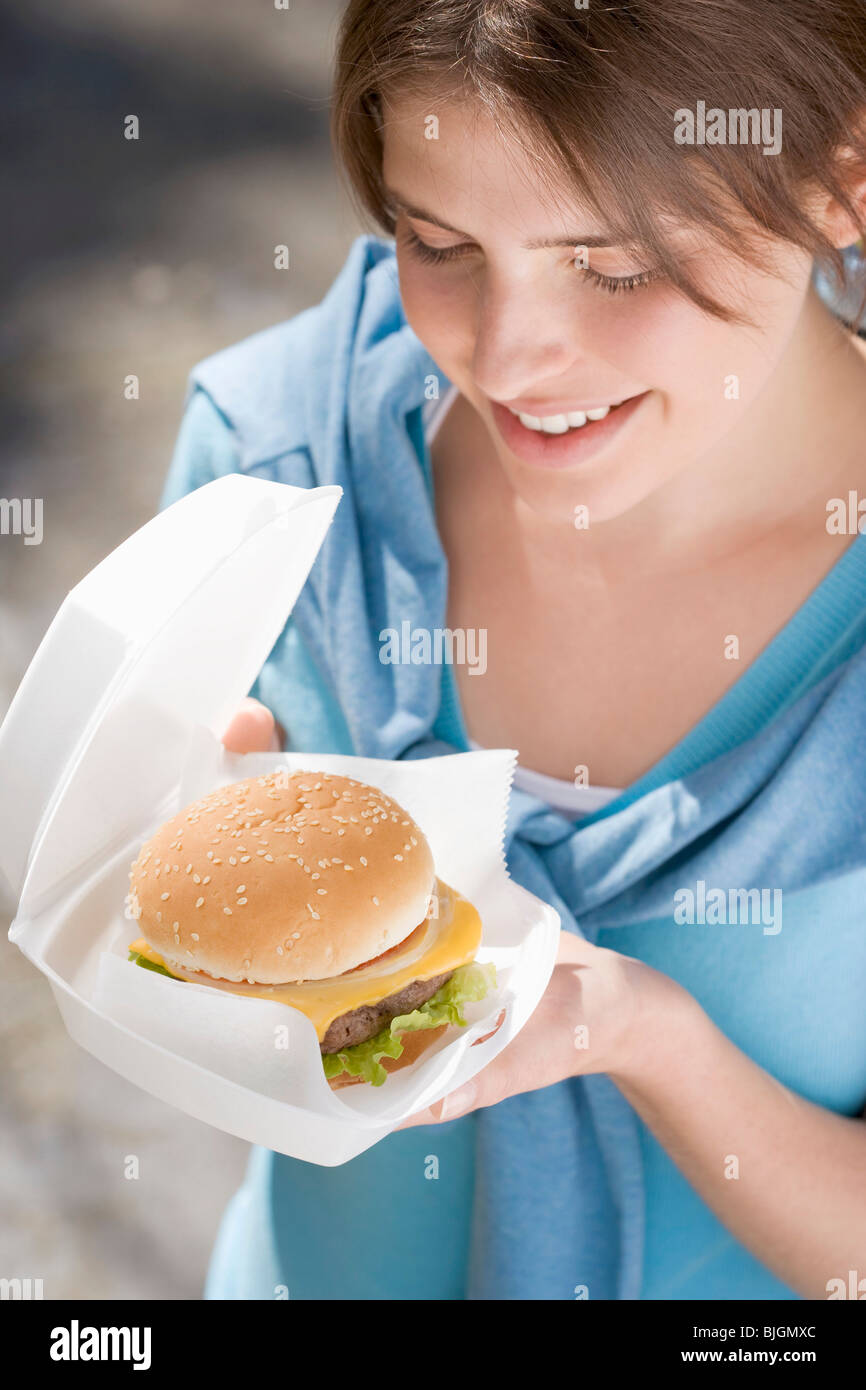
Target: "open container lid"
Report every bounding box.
[0,475,341,931]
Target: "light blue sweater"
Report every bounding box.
[161,235,866,1300]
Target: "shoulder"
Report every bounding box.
[187,235,401,471]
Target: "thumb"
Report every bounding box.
[221,697,281,753]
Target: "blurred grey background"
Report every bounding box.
[1,0,366,1299]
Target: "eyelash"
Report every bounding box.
[401,226,658,295]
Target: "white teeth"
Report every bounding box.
[514,403,618,433]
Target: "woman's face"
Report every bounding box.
[382,89,815,525]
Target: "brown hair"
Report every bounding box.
[330,0,866,321]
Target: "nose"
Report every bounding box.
[469,269,590,402]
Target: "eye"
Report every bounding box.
[578,265,659,295]
[401,226,474,264]
[401,222,660,293]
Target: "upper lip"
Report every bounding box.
[495,392,642,414]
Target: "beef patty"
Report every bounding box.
[320,970,454,1054]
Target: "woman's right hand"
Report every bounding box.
[220,697,283,753]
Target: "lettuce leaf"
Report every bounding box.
[128,949,179,980]
[322,960,497,1087]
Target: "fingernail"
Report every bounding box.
[439,1079,477,1122]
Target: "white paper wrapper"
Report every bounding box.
[91,733,561,1164]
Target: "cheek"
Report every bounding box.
[591,284,792,437]
[581,289,730,406]
[396,255,475,356]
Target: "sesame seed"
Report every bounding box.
[364,827,372,835]
[191,932,199,941]
[394,854,403,861]
[372,896,380,906]
[265,854,273,862]
[344,865,353,871]
[276,946,284,955]
[236,885,246,893]
[237,897,248,905]
[161,891,170,900]
[360,856,367,866]
[193,874,201,884]
[317,888,326,895]
[229,856,237,866]
[224,907,232,916]
[186,865,192,874]
[312,872,320,880]
[196,897,204,908]
[156,911,162,923]
[203,875,211,885]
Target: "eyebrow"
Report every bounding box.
[384,189,617,250]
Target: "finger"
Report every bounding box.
[221,697,279,753]
[395,1078,478,1129]
[556,932,600,967]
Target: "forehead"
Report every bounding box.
[381,85,607,238]
[382,86,729,263]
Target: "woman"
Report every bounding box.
[162,0,866,1299]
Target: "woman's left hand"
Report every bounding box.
[396,930,688,1127]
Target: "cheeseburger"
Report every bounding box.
[125,770,494,1087]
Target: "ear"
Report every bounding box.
[816,131,866,249]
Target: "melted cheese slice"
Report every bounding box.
[129,876,481,1042]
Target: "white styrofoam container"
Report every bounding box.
[0,476,560,1164]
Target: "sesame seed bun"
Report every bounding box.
[127,771,435,985]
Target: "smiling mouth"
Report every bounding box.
[489,391,650,471]
[507,399,630,433]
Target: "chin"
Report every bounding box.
[499,449,662,527]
